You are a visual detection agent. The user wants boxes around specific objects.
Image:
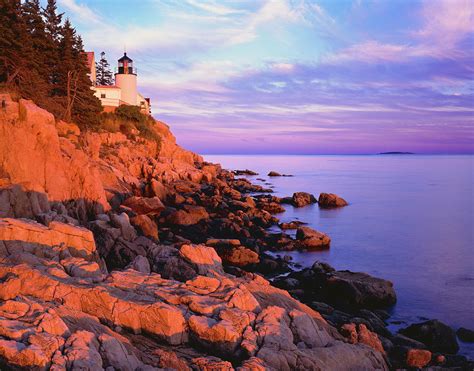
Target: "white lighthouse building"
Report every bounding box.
[85,51,151,114]
[115,53,138,105]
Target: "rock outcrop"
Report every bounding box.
[0,95,109,214]
[0,217,388,370]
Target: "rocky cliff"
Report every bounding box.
[0,94,393,370]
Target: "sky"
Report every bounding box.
[57,0,474,154]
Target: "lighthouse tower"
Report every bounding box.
[115,52,137,106]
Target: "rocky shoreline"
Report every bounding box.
[0,94,472,370]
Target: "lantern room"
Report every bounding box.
[117,52,136,75]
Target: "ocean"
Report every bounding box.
[205,154,474,358]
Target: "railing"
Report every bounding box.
[114,67,137,75]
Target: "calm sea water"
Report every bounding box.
[205,154,474,357]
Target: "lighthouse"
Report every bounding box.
[88,51,151,114]
[115,52,138,106]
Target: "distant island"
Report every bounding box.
[379,151,415,155]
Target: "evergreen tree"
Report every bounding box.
[0,0,30,85]
[42,0,63,94]
[0,2,102,129]
[21,0,49,101]
[43,0,63,41]
[95,51,114,86]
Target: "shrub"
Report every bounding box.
[99,105,161,148]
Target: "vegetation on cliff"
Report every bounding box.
[0,0,102,128]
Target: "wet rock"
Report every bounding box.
[400,319,459,354]
[279,221,305,230]
[457,327,474,342]
[283,192,317,207]
[233,169,258,176]
[318,193,348,208]
[282,261,396,310]
[267,171,281,176]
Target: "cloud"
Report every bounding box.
[415,0,474,44]
[325,0,474,64]
[58,0,101,24]
[184,0,246,16]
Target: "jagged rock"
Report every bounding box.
[179,244,224,276]
[123,196,165,216]
[0,97,109,212]
[126,255,151,274]
[0,218,96,260]
[131,214,158,240]
[340,323,385,354]
[0,184,50,219]
[110,212,137,241]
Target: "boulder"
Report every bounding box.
[282,261,396,310]
[179,244,224,275]
[340,323,385,354]
[400,320,459,354]
[130,214,158,240]
[406,349,432,368]
[126,255,151,274]
[318,193,348,208]
[295,226,331,249]
[285,192,317,207]
[122,196,165,215]
[322,270,396,309]
[110,212,137,241]
[166,205,209,226]
[267,171,281,177]
[221,246,259,267]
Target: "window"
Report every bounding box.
[101,93,106,98]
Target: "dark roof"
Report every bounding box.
[118,52,133,63]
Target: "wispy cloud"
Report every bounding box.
[61,0,474,154]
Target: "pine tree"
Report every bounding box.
[42,0,63,94]
[0,2,102,130]
[0,0,29,85]
[21,0,49,102]
[95,51,114,86]
[52,19,100,126]
[43,0,63,41]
